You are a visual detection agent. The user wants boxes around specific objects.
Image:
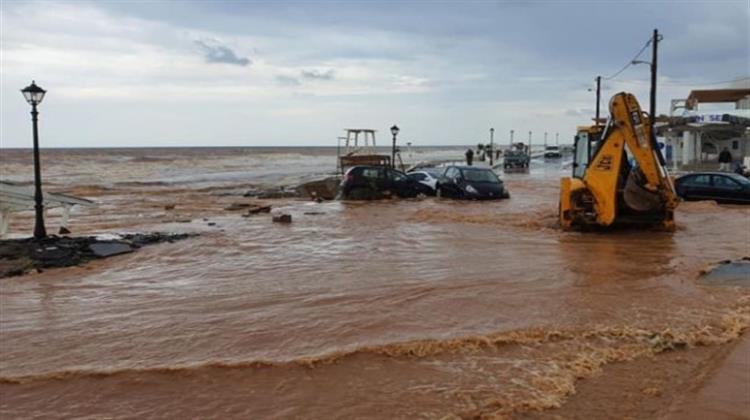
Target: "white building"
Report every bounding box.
[659,88,750,170]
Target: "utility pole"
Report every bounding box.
[544,132,548,148]
[650,28,666,165]
[555,132,559,146]
[595,75,601,126]
[509,129,514,148]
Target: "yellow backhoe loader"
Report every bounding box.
[559,92,678,230]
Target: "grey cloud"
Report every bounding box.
[276,75,301,86]
[195,39,251,66]
[301,69,335,80]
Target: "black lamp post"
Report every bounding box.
[489,128,495,166]
[21,80,47,239]
[390,124,400,169]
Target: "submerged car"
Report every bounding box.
[674,172,750,204]
[436,166,510,200]
[339,166,432,199]
[406,170,439,195]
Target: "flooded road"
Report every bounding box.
[1,148,749,418]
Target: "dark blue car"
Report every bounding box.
[436,166,510,200]
[674,172,750,204]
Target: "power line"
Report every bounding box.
[602,38,652,81]
[690,76,750,86]
[608,76,750,87]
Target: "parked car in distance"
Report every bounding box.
[544,146,562,159]
[674,172,750,204]
[503,150,530,169]
[339,166,432,199]
[436,166,510,200]
[406,170,439,195]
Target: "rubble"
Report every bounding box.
[224,203,252,211]
[272,214,293,223]
[0,233,196,279]
[297,177,341,200]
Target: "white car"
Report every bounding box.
[406,170,440,194]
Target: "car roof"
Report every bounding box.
[446,165,492,170]
[678,171,738,178]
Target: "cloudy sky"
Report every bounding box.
[1,0,748,148]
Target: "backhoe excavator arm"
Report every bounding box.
[560,92,678,230]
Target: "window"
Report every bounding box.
[684,175,711,186]
[712,175,740,190]
[361,168,382,180]
[732,140,739,150]
[390,170,406,182]
[445,168,459,179]
[462,169,499,183]
[409,173,426,181]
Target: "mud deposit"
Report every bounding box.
[1,147,749,419]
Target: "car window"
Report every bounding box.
[390,170,407,182]
[683,175,710,186]
[712,175,741,189]
[408,173,426,181]
[361,168,383,180]
[728,173,750,187]
[461,169,499,183]
[445,168,458,179]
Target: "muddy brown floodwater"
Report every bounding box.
[1,148,749,419]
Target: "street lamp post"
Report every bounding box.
[489,128,495,166]
[390,124,400,169]
[21,81,47,239]
[528,131,532,156]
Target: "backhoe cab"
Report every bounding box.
[559,92,678,230]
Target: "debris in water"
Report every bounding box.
[224,202,251,211]
[0,233,196,278]
[272,214,292,223]
[89,242,134,258]
[700,258,750,286]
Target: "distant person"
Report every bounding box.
[718,147,732,171]
[465,148,474,166]
[496,149,501,160]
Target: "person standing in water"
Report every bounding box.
[465,148,474,166]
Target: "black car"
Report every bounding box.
[674,172,750,204]
[339,166,431,199]
[436,166,510,200]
